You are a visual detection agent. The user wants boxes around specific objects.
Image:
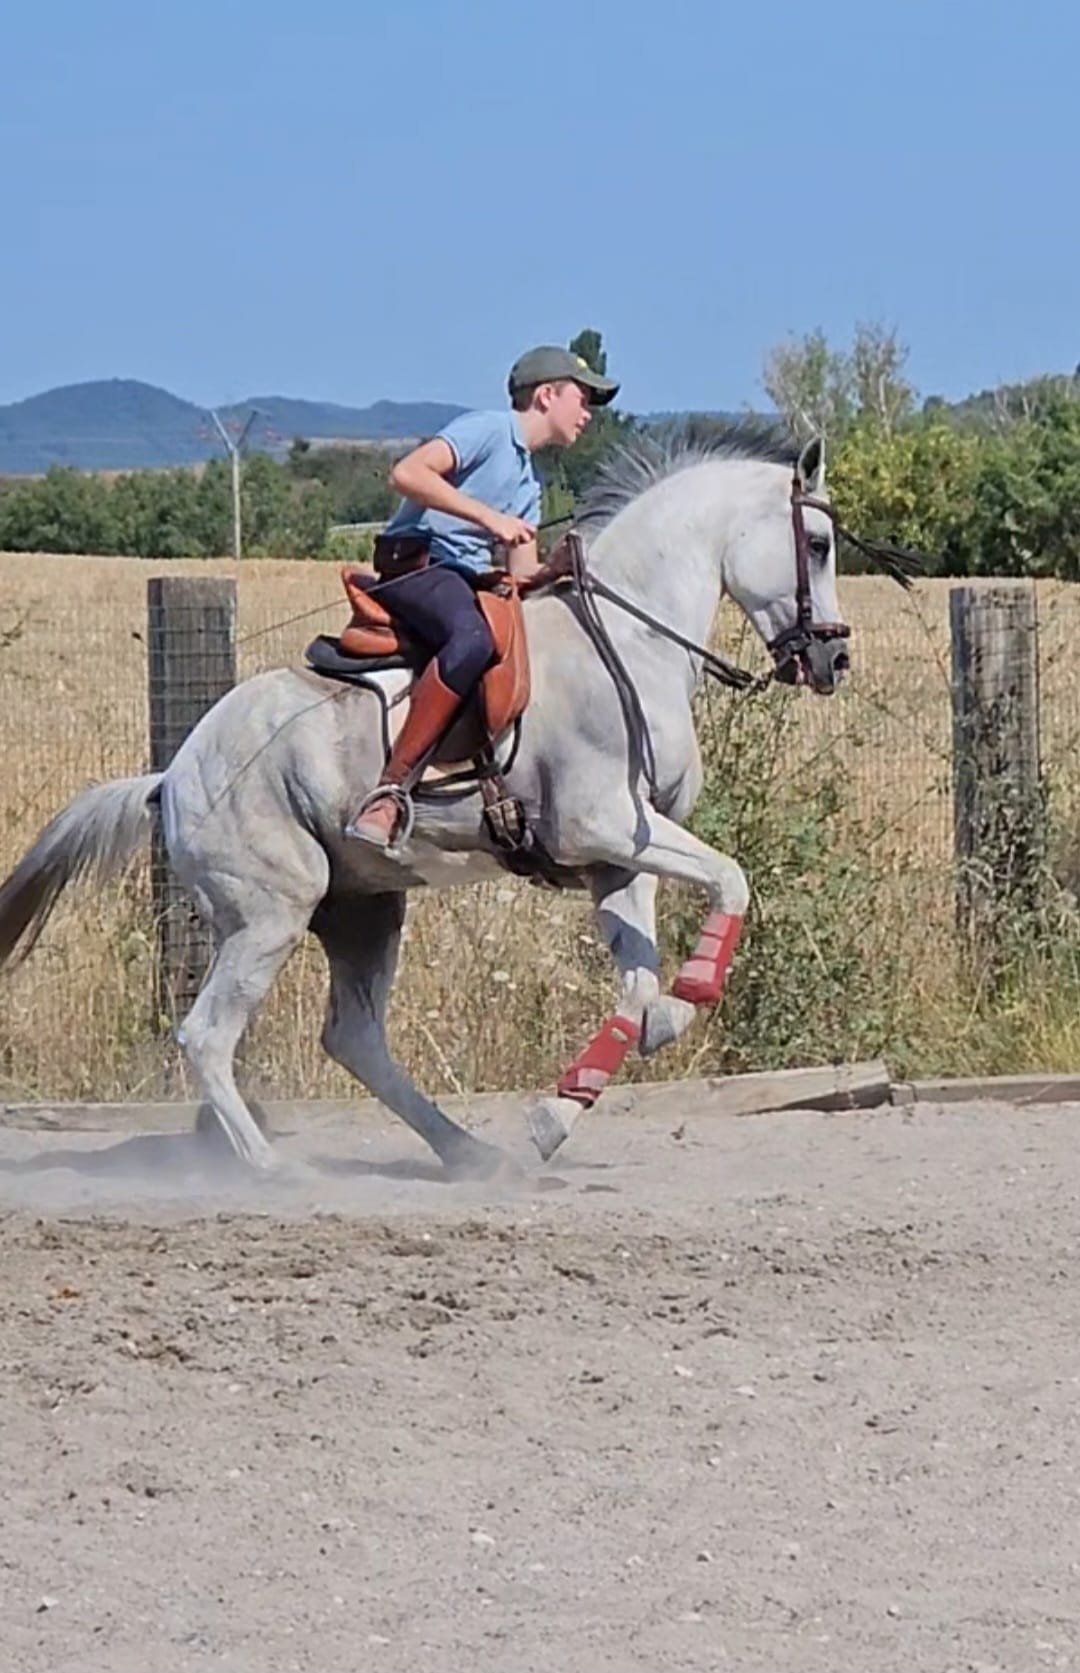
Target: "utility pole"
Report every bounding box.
[208,408,259,562]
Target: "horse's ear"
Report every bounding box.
[796,435,826,495]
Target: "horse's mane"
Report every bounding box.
[575,415,800,537]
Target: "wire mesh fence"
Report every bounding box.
[1,551,1078,1102]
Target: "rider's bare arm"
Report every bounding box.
[390,440,534,547]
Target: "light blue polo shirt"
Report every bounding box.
[383,409,541,576]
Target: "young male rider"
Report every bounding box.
[345,344,619,849]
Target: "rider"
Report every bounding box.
[345,344,619,848]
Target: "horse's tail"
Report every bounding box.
[0,773,163,971]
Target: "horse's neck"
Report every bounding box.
[585,460,750,648]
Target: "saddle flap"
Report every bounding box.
[477,588,530,736]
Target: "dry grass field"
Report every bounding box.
[2,552,1080,1103]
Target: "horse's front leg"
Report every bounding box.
[621,810,749,1008]
[525,830,748,1162]
[588,868,702,1058]
[582,866,702,1063]
[527,872,662,1159]
[525,868,660,1161]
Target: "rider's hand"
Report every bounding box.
[486,512,536,547]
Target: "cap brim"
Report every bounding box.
[577,375,620,408]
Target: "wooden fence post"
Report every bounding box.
[950,580,1043,961]
[147,576,237,1032]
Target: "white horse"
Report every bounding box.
[0,421,862,1177]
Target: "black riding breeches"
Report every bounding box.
[383,563,496,697]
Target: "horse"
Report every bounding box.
[0,420,894,1179]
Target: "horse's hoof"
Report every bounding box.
[442,1135,510,1183]
[192,1106,278,1174]
[639,996,696,1059]
[525,1095,582,1162]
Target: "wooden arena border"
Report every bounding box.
[4,1061,1080,1136]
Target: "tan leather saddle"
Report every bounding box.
[337,564,531,747]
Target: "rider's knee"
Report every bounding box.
[438,617,495,696]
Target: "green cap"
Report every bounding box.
[507,345,620,407]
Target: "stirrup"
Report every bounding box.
[344,783,416,851]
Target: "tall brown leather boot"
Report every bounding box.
[345,660,465,849]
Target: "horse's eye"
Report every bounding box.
[808,533,831,560]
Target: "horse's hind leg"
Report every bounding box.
[313,892,507,1181]
[178,890,315,1170]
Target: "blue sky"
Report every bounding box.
[3,0,1077,416]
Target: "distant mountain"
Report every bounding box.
[0,378,466,475]
[226,395,465,447]
[0,380,212,474]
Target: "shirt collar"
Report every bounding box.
[510,411,530,456]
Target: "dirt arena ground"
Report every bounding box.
[1,1089,1078,1673]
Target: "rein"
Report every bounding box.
[571,542,772,694]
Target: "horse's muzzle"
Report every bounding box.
[770,624,851,695]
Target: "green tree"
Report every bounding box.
[109,469,205,557]
[193,460,235,556]
[0,467,117,554]
[830,384,1080,579]
[286,440,399,524]
[764,327,854,440]
[850,321,915,436]
[964,392,1080,578]
[0,454,334,560]
[569,328,607,377]
[763,322,913,440]
[831,416,981,575]
[241,453,293,555]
